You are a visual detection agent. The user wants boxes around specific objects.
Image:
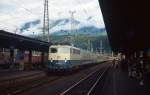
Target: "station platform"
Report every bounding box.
[100,64,150,95]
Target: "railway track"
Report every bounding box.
[60,65,110,95]
[0,72,59,95]
[0,62,111,95]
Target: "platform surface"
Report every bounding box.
[100,64,150,95]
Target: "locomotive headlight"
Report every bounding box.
[50,58,53,62]
[65,58,67,63]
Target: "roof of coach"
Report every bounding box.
[50,45,80,50]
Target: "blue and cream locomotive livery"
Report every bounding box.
[47,45,104,70]
[48,45,81,69]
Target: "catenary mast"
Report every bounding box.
[43,0,50,42]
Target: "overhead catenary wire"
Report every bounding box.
[76,0,90,19]
[10,0,43,18]
[0,1,40,23]
[0,0,45,35]
[76,0,101,24]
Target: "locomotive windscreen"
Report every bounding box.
[58,48,70,53]
[50,48,57,53]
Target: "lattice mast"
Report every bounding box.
[43,0,50,42]
[69,11,76,46]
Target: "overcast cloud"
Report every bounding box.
[0,0,105,34]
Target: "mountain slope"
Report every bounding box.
[52,26,106,36]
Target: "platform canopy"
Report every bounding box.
[98,0,150,53]
[0,30,51,52]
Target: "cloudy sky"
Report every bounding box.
[0,0,105,35]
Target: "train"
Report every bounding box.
[0,48,10,65]
[0,44,108,71]
[46,45,107,71]
[0,48,47,70]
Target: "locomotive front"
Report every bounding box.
[48,45,71,69]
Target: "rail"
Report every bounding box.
[60,65,110,95]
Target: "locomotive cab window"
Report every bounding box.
[50,48,57,53]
